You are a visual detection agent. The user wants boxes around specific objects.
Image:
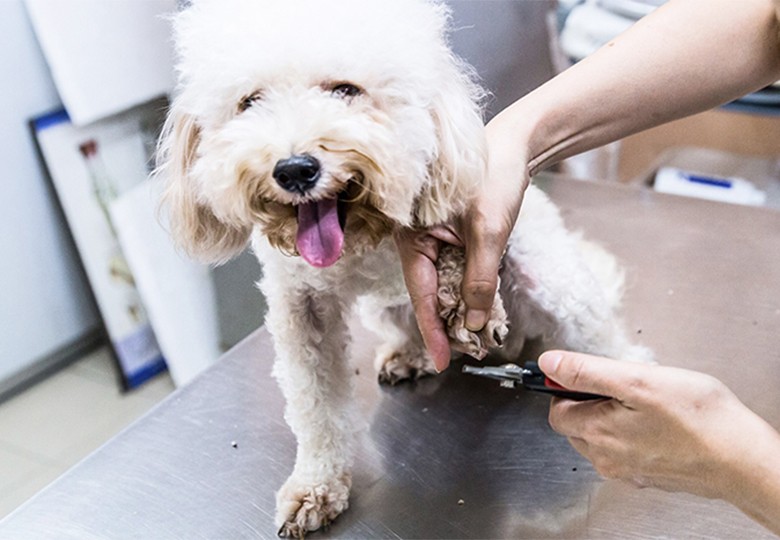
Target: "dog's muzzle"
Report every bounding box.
[273,154,321,195]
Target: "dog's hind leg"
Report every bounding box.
[512,254,653,363]
[262,278,356,537]
[500,186,653,363]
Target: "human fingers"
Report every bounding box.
[552,401,636,480]
[568,434,631,482]
[567,436,590,460]
[460,212,509,331]
[460,179,524,331]
[538,350,657,405]
[423,223,463,247]
[393,228,451,371]
[547,394,622,440]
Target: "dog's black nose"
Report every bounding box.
[273,154,321,194]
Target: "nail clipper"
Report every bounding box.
[462,361,607,401]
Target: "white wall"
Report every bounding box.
[24,0,176,126]
[447,0,556,118]
[0,0,98,382]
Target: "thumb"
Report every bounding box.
[461,223,507,332]
[393,228,452,371]
[538,350,653,402]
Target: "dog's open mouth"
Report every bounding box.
[295,192,348,268]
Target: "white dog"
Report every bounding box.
[158,0,651,536]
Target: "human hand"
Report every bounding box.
[393,224,462,372]
[538,350,780,502]
[394,112,529,372]
[459,113,529,336]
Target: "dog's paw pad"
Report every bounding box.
[375,346,436,385]
[276,474,351,538]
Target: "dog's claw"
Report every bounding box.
[377,372,394,385]
[277,523,304,539]
[376,348,435,385]
[378,369,414,386]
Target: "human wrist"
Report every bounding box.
[717,409,780,532]
[490,80,591,177]
[485,99,537,180]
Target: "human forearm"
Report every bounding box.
[491,0,780,176]
[720,413,780,535]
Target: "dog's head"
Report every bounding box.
[158,0,487,267]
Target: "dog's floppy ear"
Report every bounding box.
[157,104,250,264]
[415,57,487,227]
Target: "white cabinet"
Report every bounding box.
[24,0,177,126]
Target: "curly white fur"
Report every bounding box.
[157,0,652,536]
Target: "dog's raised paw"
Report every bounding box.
[275,473,351,538]
[435,245,509,360]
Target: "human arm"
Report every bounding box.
[494,0,780,176]
[397,0,780,371]
[539,350,780,535]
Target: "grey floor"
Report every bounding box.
[0,347,175,518]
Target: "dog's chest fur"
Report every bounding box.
[253,234,408,304]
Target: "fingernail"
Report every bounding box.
[539,352,562,373]
[433,356,448,373]
[465,309,488,331]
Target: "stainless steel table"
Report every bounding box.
[3,176,780,539]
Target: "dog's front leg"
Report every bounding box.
[263,280,354,537]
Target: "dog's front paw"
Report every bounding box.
[445,303,508,360]
[275,473,351,538]
[375,343,436,385]
[436,245,509,360]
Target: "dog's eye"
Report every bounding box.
[238,91,263,112]
[330,83,362,101]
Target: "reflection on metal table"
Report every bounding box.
[2,175,779,539]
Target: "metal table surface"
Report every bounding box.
[3,176,780,539]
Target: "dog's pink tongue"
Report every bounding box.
[296,198,344,267]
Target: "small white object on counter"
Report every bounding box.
[654,166,767,207]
